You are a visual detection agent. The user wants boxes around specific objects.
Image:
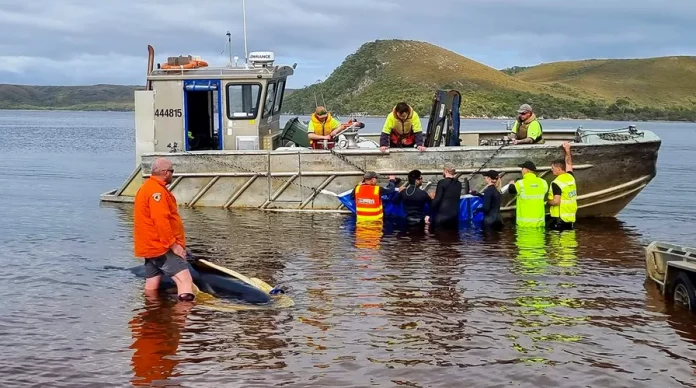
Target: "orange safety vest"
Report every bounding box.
[355,184,383,221]
[133,176,186,258]
[389,107,416,146]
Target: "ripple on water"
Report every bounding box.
[1,112,696,386]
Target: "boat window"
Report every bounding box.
[226,83,261,120]
[273,78,286,114]
[262,81,277,119]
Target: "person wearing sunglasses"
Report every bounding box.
[133,157,195,302]
[511,104,544,145]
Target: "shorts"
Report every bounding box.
[144,250,189,279]
[548,217,574,231]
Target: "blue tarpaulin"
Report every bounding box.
[337,189,484,222]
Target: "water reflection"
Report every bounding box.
[100,203,696,386]
[129,295,193,386]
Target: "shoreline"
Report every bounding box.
[1,107,694,124]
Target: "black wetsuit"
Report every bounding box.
[431,177,462,228]
[395,185,432,226]
[473,185,503,230]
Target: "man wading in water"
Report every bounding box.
[133,157,195,302]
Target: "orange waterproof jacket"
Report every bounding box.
[133,177,186,258]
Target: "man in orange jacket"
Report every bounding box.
[133,157,195,301]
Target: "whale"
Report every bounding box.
[129,259,272,304]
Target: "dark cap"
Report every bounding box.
[517,161,537,171]
[481,169,500,179]
[363,171,378,180]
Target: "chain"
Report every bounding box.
[464,143,508,181]
[329,148,366,173]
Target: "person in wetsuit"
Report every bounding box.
[470,170,503,230]
[395,169,432,227]
[431,163,462,229]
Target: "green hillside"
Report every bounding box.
[510,56,696,108]
[0,84,140,111]
[284,40,696,121]
[3,40,696,121]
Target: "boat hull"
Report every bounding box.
[101,130,661,219]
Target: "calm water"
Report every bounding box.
[0,110,695,387]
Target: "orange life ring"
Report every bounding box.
[161,60,209,70]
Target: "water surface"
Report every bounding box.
[0,110,694,387]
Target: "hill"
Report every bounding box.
[510,57,696,108]
[0,84,140,111]
[284,40,696,121]
[283,39,588,118]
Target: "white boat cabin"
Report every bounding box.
[134,50,295,165]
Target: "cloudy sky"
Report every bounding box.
[0,0,693,88]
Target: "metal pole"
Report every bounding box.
[242,0,249,65]
[226,31,232,66]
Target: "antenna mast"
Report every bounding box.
[242,0,249,65]
[226,31,232,66]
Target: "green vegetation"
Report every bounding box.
[0,84,140,111]
[4,40,696,121]
[283,40,696,121]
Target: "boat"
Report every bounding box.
[645,241,696,312]
[100,39,661,219]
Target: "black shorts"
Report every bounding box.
[548,217,574,231]
[144,250,189,279]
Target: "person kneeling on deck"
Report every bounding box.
[547,142,577,231]
[379,102,426,152]
[308,106,343,149]
[508,161,548,228]
[394,169,432,227]
[134,157,195,302]
[511,104,544,145]
[350,171,399,222]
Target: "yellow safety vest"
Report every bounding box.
[548,173,577,223]
[514,172,548,228]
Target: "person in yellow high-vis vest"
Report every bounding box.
[547,142,577,230]
[507,161,548,228]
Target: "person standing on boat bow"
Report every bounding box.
[380,102,426,152]
[547,142,577,231]
[350,171,399,222]
[511,104,544,144]
[307,106,343,149]
[133,157,195,302]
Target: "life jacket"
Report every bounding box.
[513,172,548,228]
[512,113,544,144]
[308,113,337,149]
[389,106,416,146]
[355,184,383,222]
[548,173,578,223]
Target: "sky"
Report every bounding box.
[0,0,694,88]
